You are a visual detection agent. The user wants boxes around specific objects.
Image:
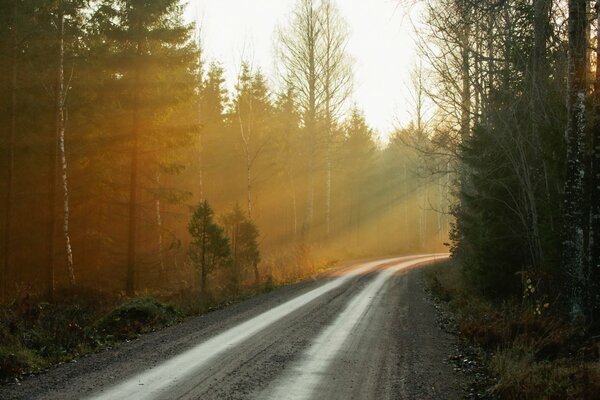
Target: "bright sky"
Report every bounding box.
[186,0,422,141]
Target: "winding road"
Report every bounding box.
[0,254,467,400]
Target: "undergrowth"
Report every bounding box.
[0,252,338,381]
[425,260,600,400]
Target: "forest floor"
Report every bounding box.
[0,255,477,400]
[424,261,600,400]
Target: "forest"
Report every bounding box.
[1,0,600,397]
[0,0,449,301]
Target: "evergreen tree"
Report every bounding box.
[221,204,261,289]
[94,0,197,295]
[189,200,230,294]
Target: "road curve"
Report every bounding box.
[0,254,465,400]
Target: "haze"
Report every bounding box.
[188,0,421,140]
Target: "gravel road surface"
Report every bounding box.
[0,254,466,400]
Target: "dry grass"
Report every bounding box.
[425,261,600,400]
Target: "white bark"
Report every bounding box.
[238,99,254,220]
[57,6,75,286]
[277,0,321,236]
[318,0,352,239]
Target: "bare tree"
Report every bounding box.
[277,0,322,237]
[318,0,352,238]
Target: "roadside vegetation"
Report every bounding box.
[425,261,600,400]
[0,245,327,382]
[0,198,337,381]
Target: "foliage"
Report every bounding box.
[188,201,230,292]
[221,204,261,289]
[425,261,600,400]
[422,0,577,313]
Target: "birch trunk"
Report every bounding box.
[238,105,253,220]
[56,7,75,285]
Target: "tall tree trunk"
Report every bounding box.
[126,36,142,297]
[47,31,61,301]
[324,101,332,239]
[589,0,600,325]
[289,169,298,238]
[56,6,75,286]
[3,1,18,301]
[562,0,587,321]
[325,149,332,238]
[155,173,165,278]
[200,210,208,293]
[459,6,471,199]
[237,104,253,220]
[302,7,317,238]
[197,40,204,202]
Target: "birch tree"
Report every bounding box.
[233,63,274,220]
[318,0,352,237]
[277,0,322,237]
[54,0,75,286]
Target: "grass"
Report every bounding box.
[424,260,600,400]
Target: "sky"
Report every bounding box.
[186,0,422,141]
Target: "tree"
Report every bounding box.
[562,0,587,320]
[591,0,600,326]
[277,0,322,237]
[232,63,275,219]
[318,0,352,237]
[52,0,82,287]
[94,0,197,296]
[189,201,230,294]
[423,0,567,297]
[338,107,376,245]
[200,62,229,202]
[221,204,261,289]
[272,85,303,238]
[1,0,20,300]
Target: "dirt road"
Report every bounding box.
[0,254,466,400]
